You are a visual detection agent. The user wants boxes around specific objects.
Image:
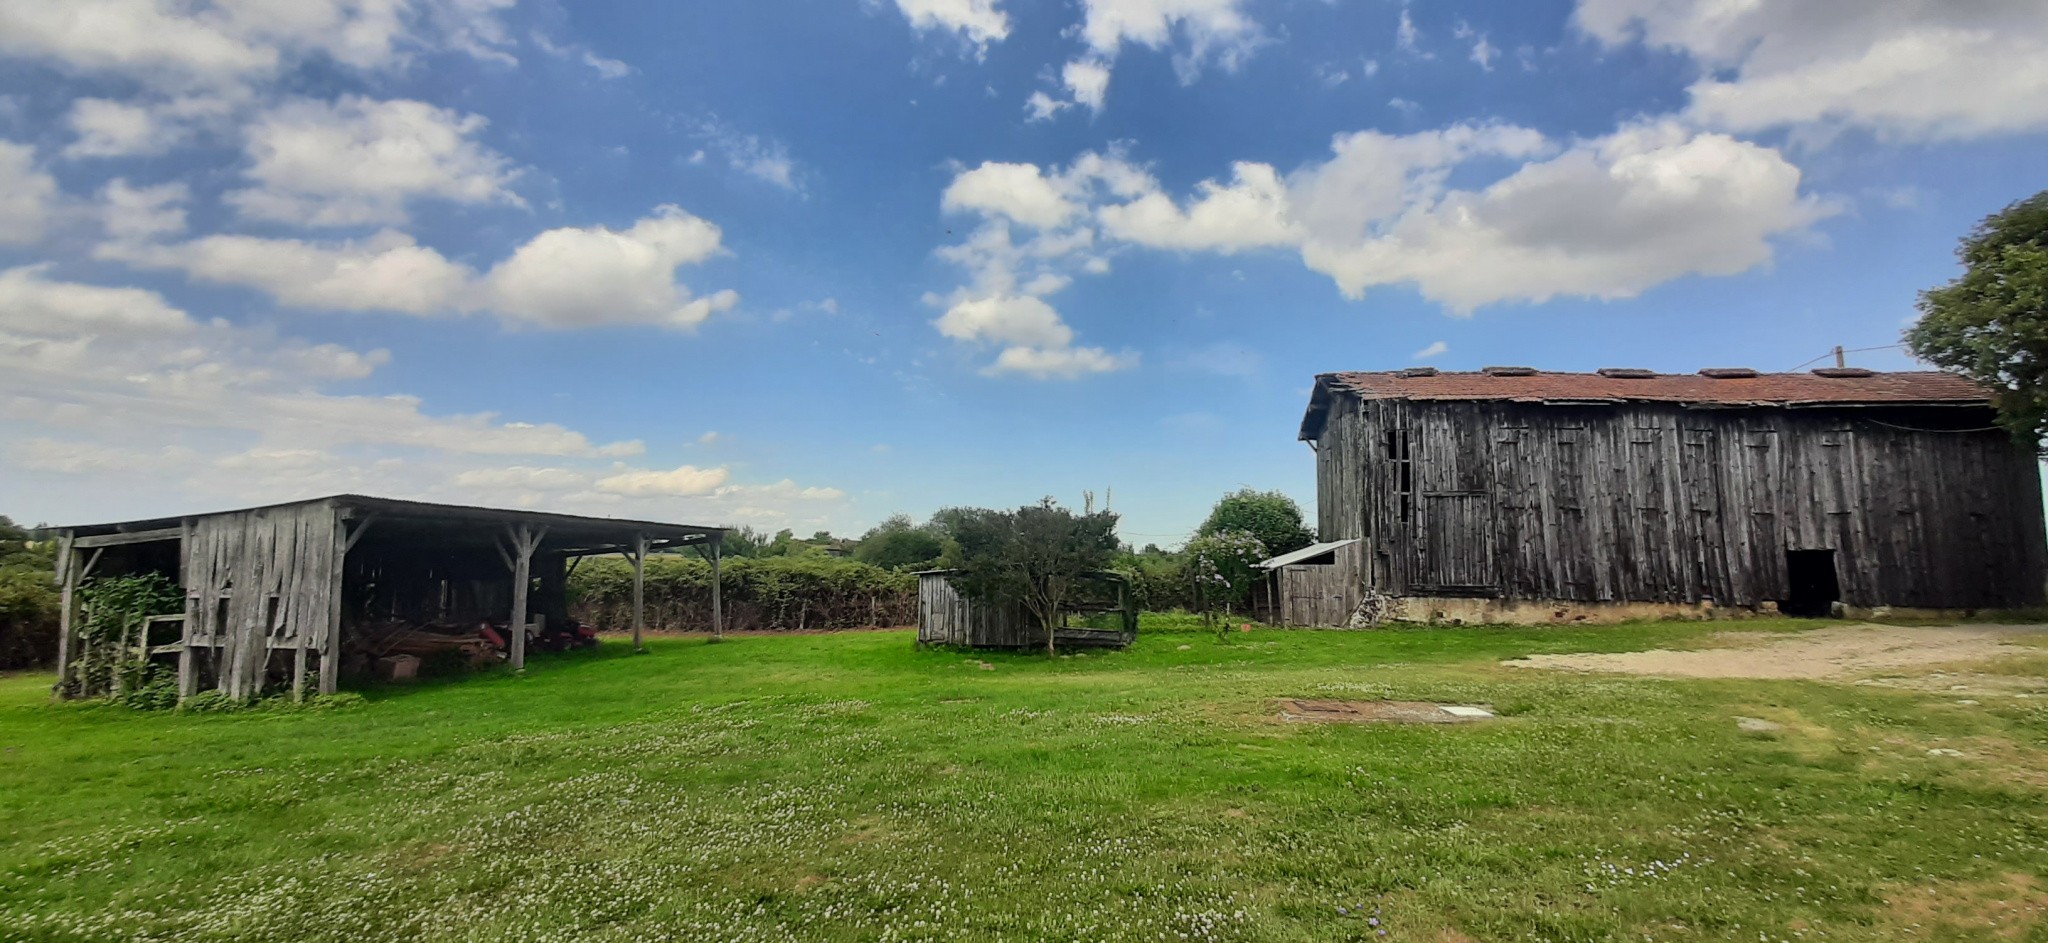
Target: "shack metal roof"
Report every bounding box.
[1256,539,1358,570]
[1300,368,1993,440]
[54,493,725,544]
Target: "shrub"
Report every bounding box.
[570,554,916,631]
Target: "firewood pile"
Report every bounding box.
[353,619,503,664]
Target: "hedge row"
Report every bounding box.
[569,554,917,632]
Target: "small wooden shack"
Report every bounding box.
[1297,367,2048,624]
[1255,539,1364,627]
[47,495,725,702]
[915,570,1137,648]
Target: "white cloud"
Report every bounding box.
[1396,6,1423,54]
[102,203,742,331]
[0,0,516,89]
[530,32,631,79]
[453,466,592,491]
[1025,91,1069,122]
[0,141,55,245]
[697,431,723,445]
[1294,123,1836,310]
[1413,340,1448,360]
[228,96,521,226]
[64,98,171,157]
[112,229,475,315]
[477,205,739,330]
[0,264,193,335]
[597,464,731,497]
[1063,59,1113,112]
[696,119,801,192]
[943,162,1080,229]
[1075,0,1260,77]
[894,0,1010,51]
[98,179,190,244]
[1097,161,1298,252]
[984,344,1132,378]
[1577,0,2048,140]
[935,295,1074,348]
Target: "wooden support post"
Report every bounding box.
[291,639,308,703]
[711,534,724,641]
[630,533,648,652]
[319,515,371,697]
[506,523,547,671]
[52,534,74,699]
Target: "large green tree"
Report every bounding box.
[1904,190,2048,448]
[853,513,946,570]
[1195,488,1315,557]
[946,499,1119,655]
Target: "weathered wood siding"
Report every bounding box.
[183,502,343,699]
[1314,399,2046,609]
[916,572,1033,646]
[1273,541,1364,626]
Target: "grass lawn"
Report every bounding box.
[2,617,2045,942]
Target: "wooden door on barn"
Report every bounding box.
[1413,413,1499,595]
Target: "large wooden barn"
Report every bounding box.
[47,495,725,702]
[1284,367,2047,625]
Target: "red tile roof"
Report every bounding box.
[1320,369,1991,407]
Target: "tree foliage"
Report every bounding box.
[853,513,947,571]
[1195,488,1314,557]
[1904,190,2048,448]
[0,515,59,670]
[1185,529,1268,621]
[945,499,1119,655]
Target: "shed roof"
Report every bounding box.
[1256,539,1358,569]
[1300,368,1994,440]
[54,493,725,547]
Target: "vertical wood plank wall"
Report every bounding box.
[1274,541,1365,626]
[916,573,1033,646]
[182,502,342,700]
[1313,398,2047,609]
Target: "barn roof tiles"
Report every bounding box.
[1300,368,1995,440]
[1319,369,1990,407]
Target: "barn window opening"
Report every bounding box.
[1385,426,1413,523]
[1784,550,1840,617]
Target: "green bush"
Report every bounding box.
[571,554,916,631]
[0,515,58,671]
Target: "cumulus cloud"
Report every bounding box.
[1577,0,2048,140]
[0,0,517,89]
[1027,0,1260,117]
[0,264,193,335]
[1413,340,1448,360]
[1096,161,1298,252]
[935,295,1074,348]
[477,206,739,330]
[894,0,1010,52]
[99,179,191,244]
[227,96,521,226]
[1293,123,1837,310]
[0,141,55,245]
[102,203,741,331]
[984,344,1132,379]
[596,464,732,497]
[943,162,1081,229]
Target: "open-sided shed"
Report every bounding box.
[914,569,1137,649]
[48,495,725,702]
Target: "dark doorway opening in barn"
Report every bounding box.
[1783,550,1840,617]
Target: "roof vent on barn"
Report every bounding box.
[1482,365,1538,376]
[1699,368,1760,379]
[1400,366,1439,377]
[1812,367,1875,378]
[1597,368,1656,379]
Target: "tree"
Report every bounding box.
[1905,190,2048,448]
[948,499,1120,655]
[854,513,946,570]
[1195,488,1315,557]
[1185,529,1268,633]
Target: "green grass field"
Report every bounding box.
[3,618,2045,942]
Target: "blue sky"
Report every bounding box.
[1,0,2045,544]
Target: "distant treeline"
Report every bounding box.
[0,516,59,670]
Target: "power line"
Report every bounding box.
[1786,343,1905,372]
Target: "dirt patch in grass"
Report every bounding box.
[1503,623,2048,683]
[1277,699,1493,724]
[1880,872,2048,940]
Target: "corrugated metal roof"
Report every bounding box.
[1256,539,1358,569]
